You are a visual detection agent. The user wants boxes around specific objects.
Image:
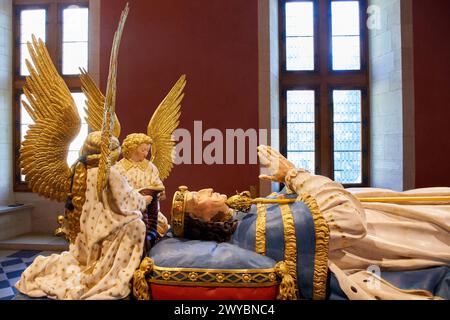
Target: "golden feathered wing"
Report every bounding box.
[79,68,121,138]
[20,36,81,202]
[147,75,186,181]
[96,3,129,200]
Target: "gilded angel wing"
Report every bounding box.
[20,36,81,202]
[96,3,129,201]
[79,68,121,137]
[147,75,186,181]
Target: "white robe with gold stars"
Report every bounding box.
[114,158,163,191]
[114,158,168,236]
[15,167,147,300]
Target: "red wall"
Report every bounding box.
[412,0,450,188]
[100,0,260,214]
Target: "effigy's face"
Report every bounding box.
[185,189,229,222]
[131,143,151,162]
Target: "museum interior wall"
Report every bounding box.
[412,0,450,188]
[100,0,261,214]
[368,0,406,191]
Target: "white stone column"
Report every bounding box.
[258,0,280,196]
[0,0,13,205]
[368,0,414,191]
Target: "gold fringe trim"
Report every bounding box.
[279,204,299,299]
[56,161,88,244]
[255,203,267,256]
[133,258,154,300]
[275,261,297,300]
[68,162,87,243]
[298,194,330,300]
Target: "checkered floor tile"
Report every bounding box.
[0,250,56,300]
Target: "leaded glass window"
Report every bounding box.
[280,0,369,187]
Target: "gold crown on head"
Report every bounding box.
[171,186,189,237]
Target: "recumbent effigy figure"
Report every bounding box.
[15,5,165,300]
[135,145,449,300]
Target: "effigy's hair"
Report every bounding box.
[121,133,153,160]
[183,214,238,243]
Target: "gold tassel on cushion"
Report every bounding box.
[275,261,297,300]
[133,258,154,300]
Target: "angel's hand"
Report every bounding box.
[158,191,166,201]
[258,145,295,183]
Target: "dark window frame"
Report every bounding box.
[13,0,89,192]
[279,0,370,187]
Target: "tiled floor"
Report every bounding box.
[0,250,57,300]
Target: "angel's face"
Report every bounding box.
[185,189,229,222]
[130,143,151,162]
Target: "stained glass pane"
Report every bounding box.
[20,9,46,76]
[331,1,360,36]
[286,2,314,37]
[286,37,314,71]
[285,1,314,71]
[287,90,315,173]
[63,7,89,42]
[20,95,33,125]
[333,90,362,184]
[62,6,89,75]
[332,36,360,70]
[331,1,361,70]
[63,42,88,75]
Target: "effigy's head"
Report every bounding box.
[171,186,237,242]
[81,131,121,166]
[121,133,152,161]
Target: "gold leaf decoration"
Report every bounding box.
[147,75,186,181]
[79,68,121,138]
[20,35,81,202]
[96,3,129,201]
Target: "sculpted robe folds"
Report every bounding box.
[114,158,163,191]
[286,170,450,299]
[114,158,168,236]
[15,167,147,300]
[231,170,449,300]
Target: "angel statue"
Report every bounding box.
[79,57,186,254]
[15,4,156,300]
[137,145,449,300]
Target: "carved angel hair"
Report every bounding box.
[20,4,130,242]
[81,70,186,181]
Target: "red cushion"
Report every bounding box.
[150,284,279,300]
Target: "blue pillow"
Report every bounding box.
[149,237,276,270]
